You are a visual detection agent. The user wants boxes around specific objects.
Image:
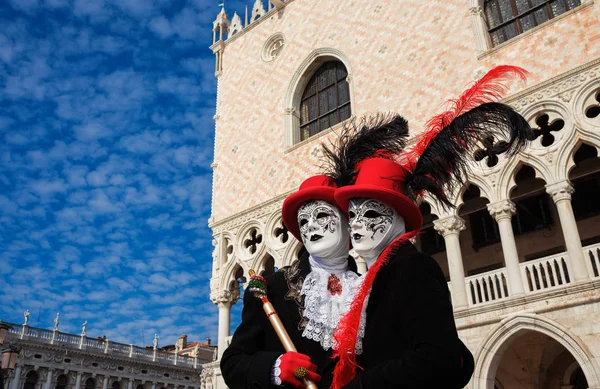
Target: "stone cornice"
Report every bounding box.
[504,57,600,109]
[209,190,291,233]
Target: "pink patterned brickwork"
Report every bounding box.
[211,0,599,222]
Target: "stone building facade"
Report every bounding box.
[1,322,215,389]
[208,0,600,388]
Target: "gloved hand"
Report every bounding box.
[274,351,321,388]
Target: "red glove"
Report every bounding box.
[277,351,321,389]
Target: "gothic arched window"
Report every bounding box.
[299,61,351,141]
[484,0,581,46]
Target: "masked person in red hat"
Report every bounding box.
[321,66,534,389]
[220,175,357,389]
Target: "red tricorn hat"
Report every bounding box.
[335,157,423,233]
[282,175,338,241]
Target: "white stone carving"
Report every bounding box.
[229,12,243,37]
[261,33,285,62]
[433,216,466,237]
[250,0,266,23]
[487,200,516,221]
[210,290,239,307]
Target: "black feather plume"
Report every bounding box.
[402,102,534,206]
[320,113,410,187]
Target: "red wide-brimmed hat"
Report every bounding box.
[335,157,423,233]
[282,175,338,241]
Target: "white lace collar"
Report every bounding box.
[300,267,365,353]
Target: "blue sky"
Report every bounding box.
[1,0,248,347]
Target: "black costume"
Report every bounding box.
[220,251,358,389]
[340,243,473,389]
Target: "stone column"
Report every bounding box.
[74,373,82,389]
[488,200,526,296]
[102,377,108,389]
[126,380,133,389]
[283,107,300,146]
[546,181,590,282]
[434,215,469,309]
[211,290,239,360]
[468,5,492,54]
[9,365,22,389]
[44,369,54,389]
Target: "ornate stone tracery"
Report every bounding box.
[261,33,285,62]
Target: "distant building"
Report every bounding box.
[160,335,216,363]
[1,321,215,389]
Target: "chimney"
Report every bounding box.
[205,338,211,346]
[177,335,188,350]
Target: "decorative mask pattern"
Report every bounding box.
[297,199,350,261]
[348,198,394,240]
[298,200,339,239]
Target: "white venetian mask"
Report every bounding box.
[348,198,406,263]
[297,200,349,259]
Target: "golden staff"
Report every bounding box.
[248,270,318,389]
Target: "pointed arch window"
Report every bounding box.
[484,0,581,46]
[299,61,351,141]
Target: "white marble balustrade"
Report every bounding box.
[461,243,600,308]
[520,252,572,293]
[465,267,510,306]
[583,242,600,278]
[4,323,208,369]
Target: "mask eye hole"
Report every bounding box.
[348,211,356,219]
[299,218,308,227]
[364,210,382,218]
[316,212,329,220]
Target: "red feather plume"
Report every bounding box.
[330,230,419,389]
[403,65,528,162]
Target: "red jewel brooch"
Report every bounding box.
[327,274,343,296]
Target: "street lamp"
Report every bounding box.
[1,345,19,369]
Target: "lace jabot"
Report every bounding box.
[300,265,366,353]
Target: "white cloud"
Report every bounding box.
[88,190,121,214]
[148,16,173,38]
[74,122,112,142]
[29,178,68,195]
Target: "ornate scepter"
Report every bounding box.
[248,270,318,389]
